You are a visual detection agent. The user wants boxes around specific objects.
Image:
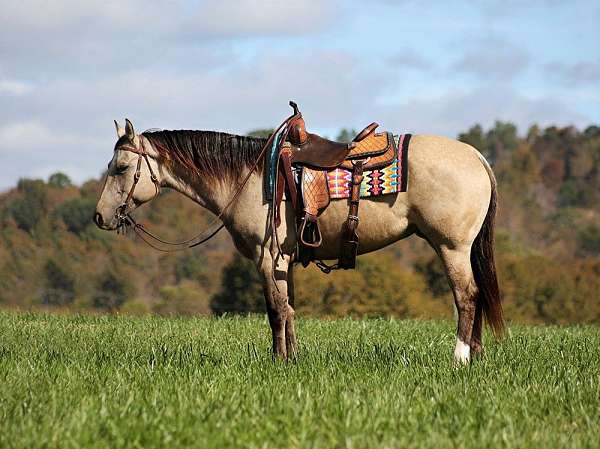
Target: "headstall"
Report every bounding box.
[115,135,161,224]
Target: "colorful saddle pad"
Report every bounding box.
[327,134,409,199]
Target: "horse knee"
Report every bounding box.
[265,291,289,327]
[286,303,295,319]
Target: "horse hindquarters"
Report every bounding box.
[403,136,503,363]
[444,172,502,363]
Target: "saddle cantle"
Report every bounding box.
[273,101,400,271]
[340,130,397,171]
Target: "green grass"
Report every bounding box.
[0,312,598,449]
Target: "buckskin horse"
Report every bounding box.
[94,104,503,364]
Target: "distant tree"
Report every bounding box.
[7,198,42,233]
[247,129,274,139]
[294,253,442,318]
[415,255,451,297]
[336,128,358,143]
[460,122,519,163]
[79,179,102,200]
[8,178,50,233]
[17,178,48,203]
[583,125,600,139]
[556,180,580,208]
[56,197,96,234]
[577,225,600,257]
[458,124,487,155]
[174,251,209,284]
[487,121,519,162]
[93,270,135,311]
[210,254,263,314]
[48,172,72,188]
[43,259,75,306]
[526,124,540,143]
[154,282,211,316]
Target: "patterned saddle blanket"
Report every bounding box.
[326,133,409,199]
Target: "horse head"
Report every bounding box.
[94,119,161,230]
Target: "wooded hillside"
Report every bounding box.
[0,123,598,324]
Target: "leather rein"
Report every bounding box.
[114,112,298,252]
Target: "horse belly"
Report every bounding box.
[312,193,412,260]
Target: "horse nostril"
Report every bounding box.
[94,212,104,227]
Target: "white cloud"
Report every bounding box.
[0,0,338,71]
[0,121,105,189]
[376,85,587,137]
[0,80,34,96]
[0,48,392,189]
[545,59,600,85]
[0,49,391,133]
[187,0,339,38]
[452,37,531,81]
[388,49,433,70]
[0,0,170,36]
[0,122,76,151]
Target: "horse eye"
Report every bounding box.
[115,165,128,174]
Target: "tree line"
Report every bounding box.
[0,122,598,324]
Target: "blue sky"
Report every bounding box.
[0,0,598,189]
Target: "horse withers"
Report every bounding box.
[95,116,503,364]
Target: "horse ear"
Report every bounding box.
[125,118,135,139]
[114,120,125,138]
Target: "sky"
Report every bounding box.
[0,0,598,189]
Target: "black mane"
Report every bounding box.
[142,130,268,178]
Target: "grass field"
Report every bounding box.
[0,312,598,449]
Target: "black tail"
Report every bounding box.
[471,158,504,338]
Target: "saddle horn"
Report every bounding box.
[289,101,301,116]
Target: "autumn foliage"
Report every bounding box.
[0,123,598,324]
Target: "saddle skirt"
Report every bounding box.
[328,133,409,199]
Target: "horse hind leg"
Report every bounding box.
[471,297,484,356]
[438,245,479,364]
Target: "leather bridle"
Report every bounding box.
[115,135,161,223]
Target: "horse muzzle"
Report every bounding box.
[93,211,120,231]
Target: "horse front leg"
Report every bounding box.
[257,253,294,360]
[285,263,297,357]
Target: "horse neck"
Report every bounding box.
[159,161,244,217]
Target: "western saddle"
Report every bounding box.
[273,102,398,271]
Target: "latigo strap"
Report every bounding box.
[339,160,364,269]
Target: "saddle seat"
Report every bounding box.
[275,102,398,271]
[288,112,393,170]
[286,113,353,169]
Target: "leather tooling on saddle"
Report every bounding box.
[267,102,410,272]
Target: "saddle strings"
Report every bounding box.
[270,125,292,261]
